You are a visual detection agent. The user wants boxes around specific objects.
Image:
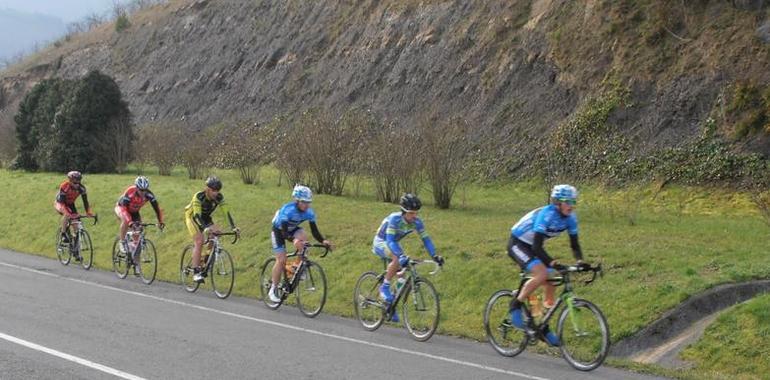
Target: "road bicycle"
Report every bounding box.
[353,258,442,342]
[259,243,329,317]
[55,214,97,269]
[111,222,159,285]
[483,263,609,371]
[180,229,239,299]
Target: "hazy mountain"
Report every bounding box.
[0,8,66,64]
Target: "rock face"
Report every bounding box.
[2,0,770,154]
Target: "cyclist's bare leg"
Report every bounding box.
[385,255,400,282]
[191,231,203,268]
[517,263,549,302]
[543,283,556,308]
[119,219,129,241]
[271,252,287,286]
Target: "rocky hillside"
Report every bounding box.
[2,0,770,159]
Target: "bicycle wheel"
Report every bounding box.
[296,261,327,318]
[180,245,200,293]
[557,298,610,371]
[259,257,285,309]
[111,238,129,279]
[402,278,440,342]
[353,271,385,331]
[210,249,235,299]
[78,230,94,270]
[55,229,71,265]
[138,239,157,285]
[484,289,529,357]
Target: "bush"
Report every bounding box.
[417,115,474,209]
[211,120,276,184]
[364,122,422,203]
[137,122,182,176]
[115,14,131,32]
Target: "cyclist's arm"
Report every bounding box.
[532,232,555,266]
[415,219,436,257]
[570,234,583,261]
[308,221,325,242]
[149,199,164,224]
[81,193,91,213]
[218,201,236,229]
[280,221,290,239]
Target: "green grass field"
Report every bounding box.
[1,167,769,378]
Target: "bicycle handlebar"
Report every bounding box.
[556,263,603,284]
[409,259,441,276]
[68,214,98,225]
[203,228,239,244]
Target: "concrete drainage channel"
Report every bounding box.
[611,280,770,368]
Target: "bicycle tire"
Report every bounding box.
[296,261,327,318]
[210,249,235,299]
[78,229,94,270]
[111,238,129,279]
[139,239,158,285]
[179,245,200,293]
[557,298,610,371]
[483,289,529,357]
[259,257,285,310]
[402,277,440,342]
[55,229,71,265]
[353,271,385,331]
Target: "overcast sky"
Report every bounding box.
[0,0,114,23]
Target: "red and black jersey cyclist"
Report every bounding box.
[54,171,94,244]
[114,176,165,254]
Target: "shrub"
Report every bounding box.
[115,14,131,32]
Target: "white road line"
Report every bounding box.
[0,332,146,380]
[0,261,550,380]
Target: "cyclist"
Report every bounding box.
[184,176,239,283]
[114,176,164,267]
[54,171,94,260]
[507,184,589,346]
[268,185,333,303]
[372,193,444,322]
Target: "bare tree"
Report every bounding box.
[92,116,134,173]
[212,120,276,184]
[417,115,474,209]
[365,121,422,203]
[178,129,211,179]
[138,122,182,175]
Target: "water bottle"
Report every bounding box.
[395,277,407,293]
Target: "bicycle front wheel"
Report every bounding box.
[259,257,284,310]
[55,229,71,265]
[402,278,440,342]
[557,298,610,371]
[179,245,200,293]
[210,249,234,299]
[111,238,129,279]
[139,239,157,285]
[353,271,385,331]
[296,261,327,318]
[78,230,94,270]
[483,289,528,357]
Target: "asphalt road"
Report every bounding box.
[0,249,667,380]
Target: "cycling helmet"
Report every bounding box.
[205,176,222,191]
[292,184,313,202]
[67,171,82,181]
[551,184,578,204]
[135,176,150,190]
[400,193,422,212]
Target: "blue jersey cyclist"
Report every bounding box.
[268,185,333,303]
[373,193,444,319]
[507,184,590,347]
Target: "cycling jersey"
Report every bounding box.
[271,202,325,253]
[372,212,436,258]
[55,181,89,208]
[511,204,577,245]
[184,191,235,232]
[116,185,163,221]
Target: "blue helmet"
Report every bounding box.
[135,176,150,190]
[551,184,577,204]
[292,185,313,202]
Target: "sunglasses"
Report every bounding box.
[558,199,577,206]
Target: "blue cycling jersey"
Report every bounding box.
[374,212,436,257]
[271,202,316,234]
[511,204,578,245]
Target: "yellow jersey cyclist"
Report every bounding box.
[268,185,333,303]
[184,176,240,283]
[372,193,444,321]
[507,184,591,346]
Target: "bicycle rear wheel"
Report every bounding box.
[402,278,440,342]
[179,245,200,292]
[111,238,129,279]
[296,261,327,318]
[353,271,385,331]
[55,229,71,265]
[139,239,157,285]
[557,298,610,371]
[484,289,528,357]
[210,249,234,299]
[259,257,285,309]
[77,230,93,270]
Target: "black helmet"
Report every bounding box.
[205,176,222,191]
[400,193,422,212]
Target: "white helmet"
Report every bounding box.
[292,184,313,202]
[135,176,150,190]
